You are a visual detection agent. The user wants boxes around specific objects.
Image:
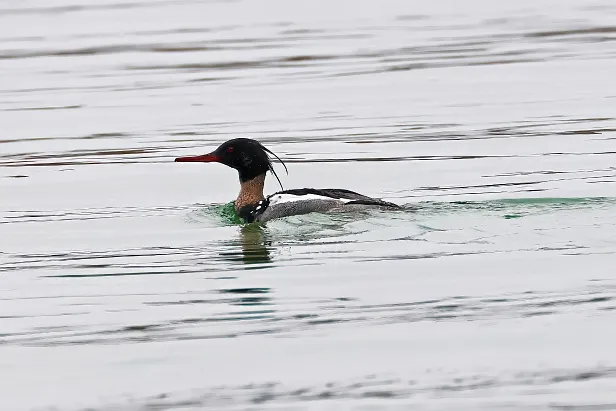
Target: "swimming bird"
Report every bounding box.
[175,138,400,223]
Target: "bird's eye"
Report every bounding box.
[226,146,234,153]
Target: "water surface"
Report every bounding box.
[1,0,616,410]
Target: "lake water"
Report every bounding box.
[2,0,616,410]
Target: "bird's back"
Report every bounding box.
[256,188,400,222]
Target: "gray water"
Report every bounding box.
[2,0,616,410]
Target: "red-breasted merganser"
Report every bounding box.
[175,138,400,223]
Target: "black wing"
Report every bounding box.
[273,188,401,208]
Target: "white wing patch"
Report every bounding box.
[268,193,352,206]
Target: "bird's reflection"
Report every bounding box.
[219,224,272,267]
[239,224,272,265]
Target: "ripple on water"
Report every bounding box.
[1,0,616,410]
[1,197,616,349]
[42,367,616,410]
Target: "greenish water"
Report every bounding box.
[215,201,245,225]
[206,196,616,227]
[412,196,616,215]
